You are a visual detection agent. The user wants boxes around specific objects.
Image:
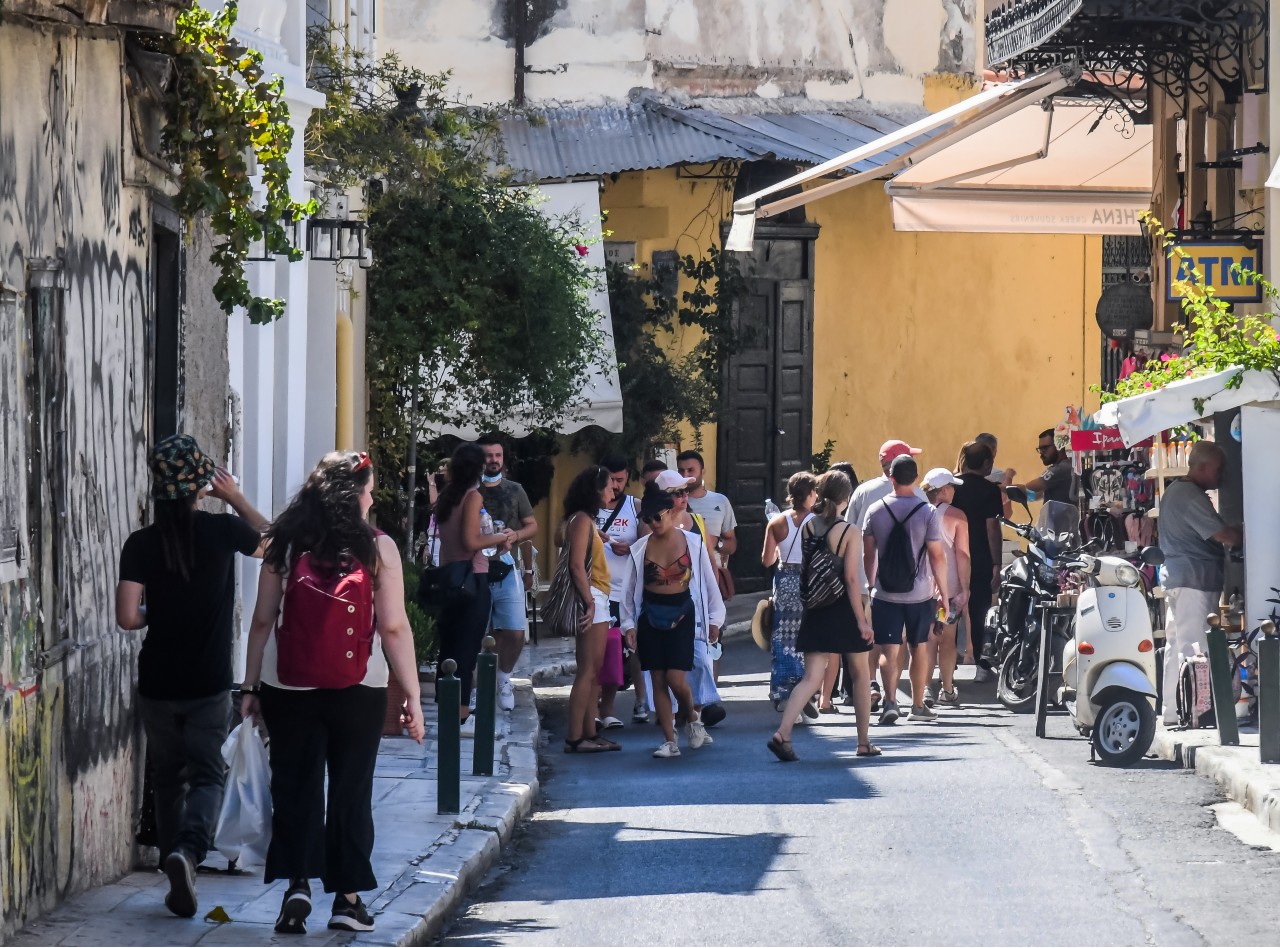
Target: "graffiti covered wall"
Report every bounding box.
[0,13,186,935]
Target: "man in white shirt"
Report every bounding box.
[596,457,648,725]
[847,440,927,717]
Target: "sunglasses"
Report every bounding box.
[665,488,688,498]
[351,451,372,473]
[642,510,668,525]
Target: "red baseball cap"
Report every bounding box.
[879,439,922,464]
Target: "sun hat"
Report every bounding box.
[879,439,922,464]
[751,597,773,652]
[921,467,964,491]
[149,434,216,500]
[654,470,696,492]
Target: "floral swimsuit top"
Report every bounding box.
[644,548,692,588]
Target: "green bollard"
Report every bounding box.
[1258,622,1280,764]
[472,636,497,777]
[1034,605,1051,739]
[1205,615,1240,747]
[437,659,461,814]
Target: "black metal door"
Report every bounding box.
[718,272,813,593]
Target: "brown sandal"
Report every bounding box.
[564,737,609,754]
[767,734,798,762]
[587,735,621,752]
[856,742,883,757]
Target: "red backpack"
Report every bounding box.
[276,551,376,689]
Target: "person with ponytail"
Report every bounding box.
[241,451,424,935]
[761,471,817,709]
[767,470,877,762]
[116,434,267,920]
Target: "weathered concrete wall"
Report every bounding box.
[0,14,224,936]
[381,0,976,106]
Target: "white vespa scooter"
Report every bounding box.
[1058,546,1164,766]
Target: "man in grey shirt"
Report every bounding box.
[863,455,949,724]
[1157,440,1243,724]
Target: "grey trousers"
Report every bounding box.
[138,691,231,864]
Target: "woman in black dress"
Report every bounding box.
[767,471,877,761]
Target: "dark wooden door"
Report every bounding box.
[718,271,813,593]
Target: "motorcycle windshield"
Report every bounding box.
[1035,501,1079,557]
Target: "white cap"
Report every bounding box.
[655,470,696,491]
[921,467,963,491]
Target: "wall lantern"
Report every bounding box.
[247,214,305,261]
[308,218,367,262]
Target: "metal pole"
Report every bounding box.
[405,387,419,556]
[472,636,497,776]
[1205,614,1240,746]
[437,658,461,814]
[1035,604,1051,739]
[1258,622,1280,763]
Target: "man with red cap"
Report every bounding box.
[846,440,927,724]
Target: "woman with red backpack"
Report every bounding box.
[241,451,424,936]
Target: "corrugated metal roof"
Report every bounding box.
[499,99,930,182]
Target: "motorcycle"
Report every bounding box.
[1058,545,1164,765]
[986,492,1081,713]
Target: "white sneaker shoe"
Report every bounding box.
[686,719,710,749]
[653,740,681,758]
[459,715,476,738]
[497,677,516,711]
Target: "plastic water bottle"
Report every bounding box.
[765,498,781,519]
[479,507,497,557]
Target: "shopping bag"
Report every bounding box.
[214,722,272,865]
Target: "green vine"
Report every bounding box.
[572,250,743,466]
[1104,214,1280,414]
[142,1,315,323]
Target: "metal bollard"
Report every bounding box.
[1258,621,1280,764]
[437,659,461,814]
[1205,615,1240,746]
[472,636,497,777]
[1034,604,1052,739]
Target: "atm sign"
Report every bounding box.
[1166,241,1264,303]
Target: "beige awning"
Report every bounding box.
[726,64,1153,245]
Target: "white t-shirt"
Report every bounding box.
[596,495,640,603]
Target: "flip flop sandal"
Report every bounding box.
[767,735,798,762]
[564,738,609,754]
[600,716,624,730]
[856,743,883,757]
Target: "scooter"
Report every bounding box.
[1057,545,1164,766]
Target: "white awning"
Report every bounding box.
[1093,367,1280,445]
[725,64,1154,246]
[888,101,1151,234]
[427,180,623,441]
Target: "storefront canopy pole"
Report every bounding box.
[905,104,1054,192]
[725,64,1078,250]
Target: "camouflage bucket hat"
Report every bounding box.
[150,434,216,500]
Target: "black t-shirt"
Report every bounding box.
[119,512,260,700]
[950,475,1003,572]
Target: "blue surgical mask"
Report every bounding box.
[481,472,502,484]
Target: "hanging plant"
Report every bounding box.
[139,1,315,323]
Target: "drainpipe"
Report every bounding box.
[513,0,526,105]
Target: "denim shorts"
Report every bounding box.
[871,596,935,647]
[488,565,528,632]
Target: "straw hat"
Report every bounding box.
[751,597,774,651]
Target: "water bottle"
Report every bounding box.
[764,498,781,519]
[480,507,497,557]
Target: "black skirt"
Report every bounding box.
[636,591,696,672]
[796,593,871,654]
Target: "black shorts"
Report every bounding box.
[871,597,936,647]
[636,593,695,672]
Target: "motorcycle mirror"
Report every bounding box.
[1004,486,1032,517]
[1140,545,1165,566]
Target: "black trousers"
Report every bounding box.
[138,691,231,864]
[259,684,387,893]
[437,576,491,709]
[967,577,994,661]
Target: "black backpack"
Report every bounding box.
[878,501,928,594]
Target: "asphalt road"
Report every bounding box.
[438,641,1280,946]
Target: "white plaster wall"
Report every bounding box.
[379,0,975,106]
[1242,404,1280,627]
[305,261,339,470]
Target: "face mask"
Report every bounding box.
[481,472,502,484]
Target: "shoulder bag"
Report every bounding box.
[542,514,595,637]
[801,519,851,611]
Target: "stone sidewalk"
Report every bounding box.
[1152,722,1280,835]
[12,675,548,948]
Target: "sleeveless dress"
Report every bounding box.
[796,519,871,654]
[769,512,811,703]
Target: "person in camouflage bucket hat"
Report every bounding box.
[150,434,216,500]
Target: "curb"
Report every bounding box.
[528,620,754,685]
[357,683,543,947]
[1151,727,1280,836]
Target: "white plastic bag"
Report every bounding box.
[214,722,272,865]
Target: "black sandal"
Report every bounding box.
[767,734,798,762]
[856,742,883,757]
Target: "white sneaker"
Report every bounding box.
[497,677,516,711]
[459,715,476,737]
[653,740,681,758]
[686,719,710,749]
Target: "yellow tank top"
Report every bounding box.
[589,530,611,596]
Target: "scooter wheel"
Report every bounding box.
[1091,693,1156,767]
